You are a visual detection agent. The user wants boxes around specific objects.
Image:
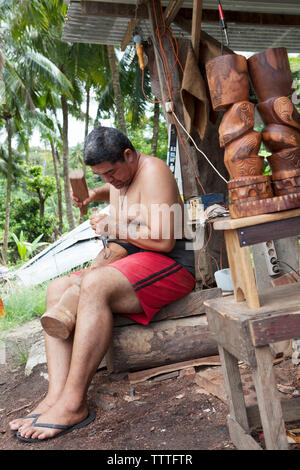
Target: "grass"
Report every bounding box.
[0,281,49,331]
[0,262,92,331]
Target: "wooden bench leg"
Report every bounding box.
[224,229,260,308]
[218,345,249,431]
[252,346,288,450]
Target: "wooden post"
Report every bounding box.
[147,0,200,200]
[191,0,203,61]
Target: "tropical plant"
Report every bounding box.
[11,230,47,262]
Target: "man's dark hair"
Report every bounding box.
[84,126,136,166]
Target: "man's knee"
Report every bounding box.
[80,267,112,300]
[47,273,78,298]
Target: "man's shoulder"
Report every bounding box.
[140,155,172,177]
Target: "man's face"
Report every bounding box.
[90,159,132,189]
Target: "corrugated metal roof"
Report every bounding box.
[62,1,300,53]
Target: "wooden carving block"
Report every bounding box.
[268,147,300,178]
[69,169,89,216]
[224,130,263,179]
[40,242,128,339]
[257,96,300,131]
[205,54,249,111]
[219,101,255,147]
[247,47,293,102]
[228,175,273,201]
[262,124,300,153]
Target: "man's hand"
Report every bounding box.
[89,212,109,234]
[71,188,97,210]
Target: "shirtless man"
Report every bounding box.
[10,126,195,442]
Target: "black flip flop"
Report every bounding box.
[11,414,41,435]
[16,410,96,443]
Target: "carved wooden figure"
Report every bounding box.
[248,47,300,201]
[205,53,274,217]
[257,96,300,131]
[261,124,300,153]
[205,54,249,111]
[219,101,255,147]
[247,47,293,102]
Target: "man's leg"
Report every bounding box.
[9,273,80,432]
[17,266,142,440]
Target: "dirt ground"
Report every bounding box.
[1,355,300,453]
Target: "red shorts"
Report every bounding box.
[74,252,195,325]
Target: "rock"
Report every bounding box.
[25,337,46,376]
[1,319,43,365]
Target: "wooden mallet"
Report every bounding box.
[69,169,89,215]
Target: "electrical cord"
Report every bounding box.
[275,259,300,281]
[172,111,229,184]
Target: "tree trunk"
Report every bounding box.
[151,101,160,156]
[50,140,63,234]
[2,117,13,265]
[37,190,45,219]
[107,45,127,135]
[61,93,74,231]
[83,79,90,176]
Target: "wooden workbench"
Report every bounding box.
[211,207,300,308]
[204,208,300,449]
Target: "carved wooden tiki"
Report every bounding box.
[248,47,300,199]
[205,48,300,218]
[205,53,273,218]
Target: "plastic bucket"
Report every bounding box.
[214,268,233,292]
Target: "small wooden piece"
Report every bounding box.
[262,124,300,153]
[257,96,300,131]
[69,169,89,216]
[128,355,221,384]
[219,100,255,147]
[247,47,293,102]
[205,54,249,111]
[40,242,128,339]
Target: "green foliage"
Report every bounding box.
[0,282,48,330]
[24,164,55,204]
[11,230,48,262]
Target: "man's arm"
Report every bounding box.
[118,160,181,252]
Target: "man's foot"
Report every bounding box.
[9,396,57,432]
[17,399,89,441]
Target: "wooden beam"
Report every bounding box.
[191,0,203,61]
[80,1,148,19]
[164,0,184,26]
[80,2,300,27]
[121,18,139,51]
[174,15,233,55]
